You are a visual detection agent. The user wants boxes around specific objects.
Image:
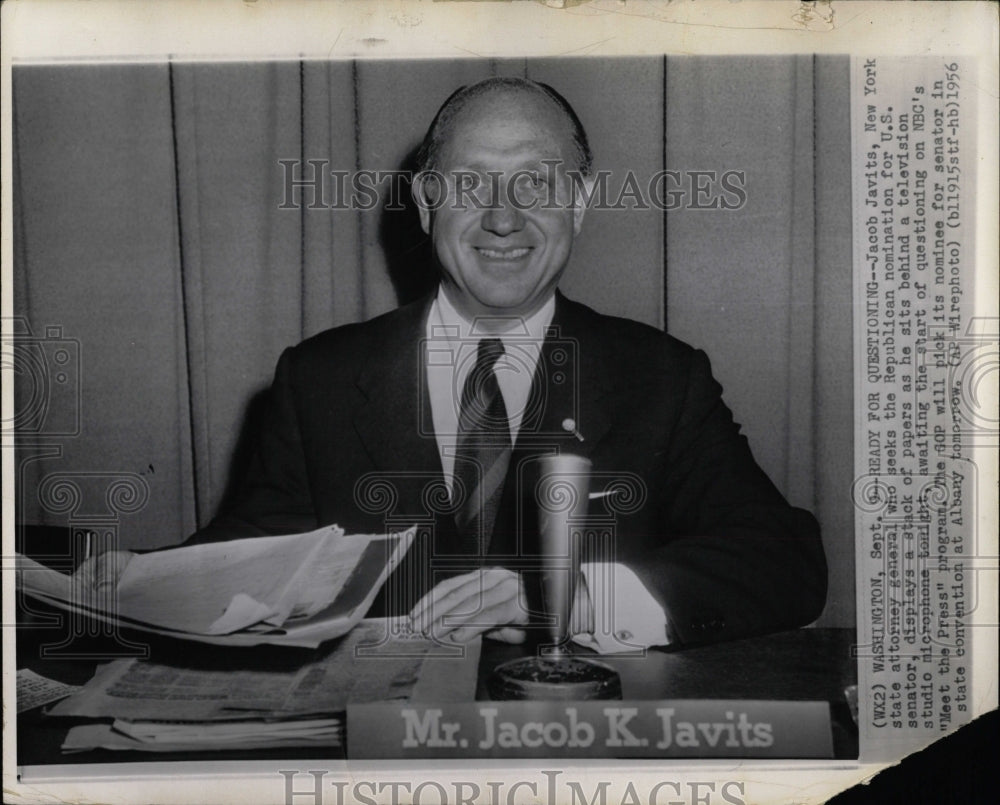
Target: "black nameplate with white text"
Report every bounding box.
[346,700,834,758]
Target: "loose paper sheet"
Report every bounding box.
[16,526,416,646]
[16,670,82,713]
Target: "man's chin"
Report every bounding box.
[468,291,544,318]
[441,277,553,319]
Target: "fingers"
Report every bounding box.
[409,567,512,628]
[408,571,485,628]
[484,626,527,644]
[409,567,529,642]
[443,593,527,643]
[423,572,520,639]
[430,570,515,626]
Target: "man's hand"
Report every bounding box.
[73,551,135,592]
[409,567,530,644]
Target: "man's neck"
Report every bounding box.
[436,284,556,338]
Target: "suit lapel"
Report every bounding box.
[351,296,469,606]
[351,295,445,497]
[518,292,614,457]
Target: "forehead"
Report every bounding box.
[437,91,575,167]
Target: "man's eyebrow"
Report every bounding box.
[452,159,562,174]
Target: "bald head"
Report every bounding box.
[415,77,593,178]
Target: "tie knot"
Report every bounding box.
[476,337,505,371]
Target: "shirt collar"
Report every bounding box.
[430,285,556,345]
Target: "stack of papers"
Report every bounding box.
[51,619,481,753]
[63,718,344,753]
[17,524,416,647]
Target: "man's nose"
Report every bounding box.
[480,196,525,236]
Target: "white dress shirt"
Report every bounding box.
[424,287,672,652]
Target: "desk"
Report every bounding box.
[16,607,858,765]
[15,526,855,763]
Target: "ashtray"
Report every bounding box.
[487,655,622,701]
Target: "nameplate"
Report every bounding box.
[346,700,834,758]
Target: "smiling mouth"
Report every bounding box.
[475,246,533,261]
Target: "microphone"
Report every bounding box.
[537,453,591,655]
[486,452,622,700]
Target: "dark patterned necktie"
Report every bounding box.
[453,338,512,559]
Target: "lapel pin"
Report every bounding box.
[561,418,585,442]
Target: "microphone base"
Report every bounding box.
[487,655,622,701]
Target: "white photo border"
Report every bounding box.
[2,2,997,804]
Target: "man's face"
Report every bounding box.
[415,93,588,320]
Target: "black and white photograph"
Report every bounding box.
[3,2,996,804]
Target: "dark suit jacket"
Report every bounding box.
[189,291,827,646]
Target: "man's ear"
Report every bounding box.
[572,176,594,235]
[412,174,433,234]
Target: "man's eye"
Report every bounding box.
[516,173,548,194]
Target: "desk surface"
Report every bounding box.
[479,629,858,703]
[17,609,858,765]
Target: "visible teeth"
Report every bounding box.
[477,247,530,260]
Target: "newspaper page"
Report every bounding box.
[16,526,416,645]
[15,670,81,714]
[2,2,996,805]
[48,619,480,721]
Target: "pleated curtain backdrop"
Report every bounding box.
[13,56,853,626]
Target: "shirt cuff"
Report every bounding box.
[571,562,673,653]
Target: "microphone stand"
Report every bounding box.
[488,454,622,701]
